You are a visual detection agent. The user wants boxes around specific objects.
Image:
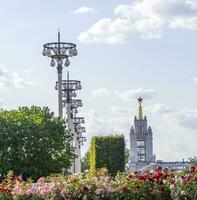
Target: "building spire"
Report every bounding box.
[67,70,69,81]
[137,97,143,120]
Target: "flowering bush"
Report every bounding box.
[0,167,196,200]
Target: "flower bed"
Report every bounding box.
[0,167,196,200]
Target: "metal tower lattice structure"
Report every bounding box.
[55,72,86,173]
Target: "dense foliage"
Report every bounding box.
[0,166,196,200]
[89,135,125,176]
[0,106,74,181]
[81,151,89,173]
[82,147,129,173]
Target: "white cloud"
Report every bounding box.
[13,73,34,88]
[79,18,134,44]
[170,16,197,30]
[193,77,197,83]
[24,68,33,74]
[0,65,11,88]
[0,65,35,89]
[111,106,132,114]
[115,88,157,101]
[144,102,197,130]
[171,109,197,130]
[84,110,130,138]
[91,87,157,101]
[91,88,112,98]
[79,0,197,44]
[144,101,197,131]
[156,141,194,161]
[0,98,4,106]
[145,103,173,114]
[74,6,96,15]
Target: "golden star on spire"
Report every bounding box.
[138,97,143,103]
[137,97,143,120]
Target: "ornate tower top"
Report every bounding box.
[137,97,143,120]
[129,97,155,171]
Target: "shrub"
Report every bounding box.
[89,135,125,176]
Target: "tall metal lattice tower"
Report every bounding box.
[55,72,86,173]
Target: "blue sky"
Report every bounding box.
[0,0,197,161]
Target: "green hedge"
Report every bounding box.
[89,135,125,176]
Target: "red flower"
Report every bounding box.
[148,188,153,193]
[160,186,165,191]
[138,175,146,181]
[159,181,164,185]
[128,174,132,180]
[123,186,129,193]
[83,186,89,192]
[148,177,154,182]
[154,178,159,183]
[163,173,168,178]
[154,172,163,180]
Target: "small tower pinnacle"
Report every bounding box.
[137,97,143,120]
[58,29,60,43]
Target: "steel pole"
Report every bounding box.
[57,66,63,118]
[57,31,63,118]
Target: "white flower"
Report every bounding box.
[170,184,175,190]
[181,190,185,195]
[95,189,102,195]
[83,195,87,200]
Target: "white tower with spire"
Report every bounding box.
[129,98,155,171]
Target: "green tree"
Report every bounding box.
[189,156,197,167]
[125,147,130,164]
[81,151,90,172]
[0,106,74,181]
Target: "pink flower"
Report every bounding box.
[37,177,46,184]
[25,188,37,196]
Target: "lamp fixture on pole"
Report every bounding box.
[42,31,78,117]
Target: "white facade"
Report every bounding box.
[129,98,155,171]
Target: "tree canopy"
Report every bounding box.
[0,106,74,180]
[81,151,90,172]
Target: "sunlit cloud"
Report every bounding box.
[115,88,157,101]
[0,65,35,89]
[74,6,96,15]
[79,0,197,44]
[91,88,112,98]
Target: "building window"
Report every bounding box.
[137,140,146,162]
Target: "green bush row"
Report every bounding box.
[89,135,125,176]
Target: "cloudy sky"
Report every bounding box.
[0,0,197,161]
